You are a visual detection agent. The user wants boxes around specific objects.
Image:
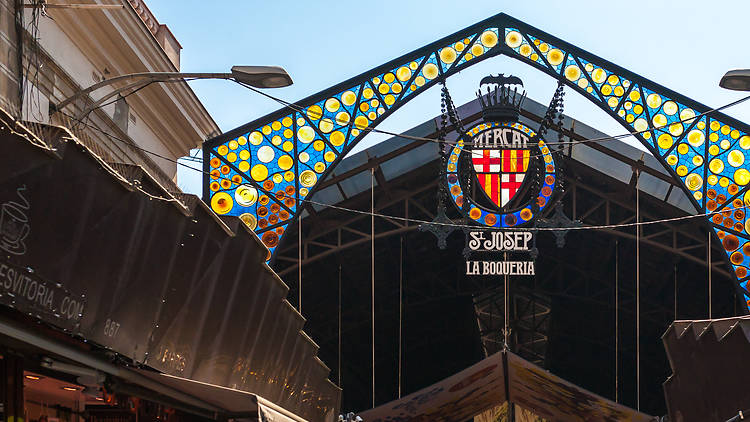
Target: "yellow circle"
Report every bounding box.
[519,44,532,57]
[284,129,293,139]
[577,78,588,89]
[539,43,549,53]
[646,93,662,109]
[740,136,750,150]
[396,67,412,82]
[228,140,238,150]
[235,185,258,207]
[629,90,641,102]
[336,111,350,125]
[687,130,705,147]
[591,68,607,84]
[633,104,643,114]
[284,171,295,182]
[298,126,315,143]
[423,63,439,80]
[262,125,271,135]
[282,141,293,152]
[728,150,745,167]
[735,169,750,185]
[227,152,237,162]
[720,177,730,188]
[238,161,250,172]
[330,131,345,146]
[721,139,731,150]
[657,133,673,150]
[482,30,498,48]
[634,118,648,132]
[368,111,377,120]
[721,125,731,135]
[564,65,581,81]
[378,83,390,94]
[272,173,282,184]
[614,86,624,97]
[385,94,396,106]
[251,164,268,181]
[504,30,522,48]
[392,83,402,94]
[271,135,282,146]
[299,170,317,187]
[676,165,688,176]
[299,152,309,163]
[666,154,678,165]
[709,158,724,174]
[239,213,257,230]
[710,120,721,131]
[314,162,326,173]
[547,49,564,66]
[363,88,374,99]
[239,150,250,160]
[324,151,336,162]
[709,145,720,155]
[669,123,684,137]
[278,155,293,170]
[257,145,274,163]
[238,136,247,145]
[662,101,678,116]
[307,105,322,121]
[319,118,334,133]
[354,115,369,129]
[325,98,340,113]
[601,85,613,96]
[272,121,282,132]
[217,145,228,156]
[652,114,667,128]
[282,116,293,127]
[313,140,325,151]
[709,133,719,143]
[439,47,457,64]
[693,191,702,201]
[607,97,618,108]
[472,44,485,57]
[607,75,619,85]
[211,192,233,215]
[708,175,718,185]
[685,173,702,191]
[731,129,741,139]
[383,73,395,84]
[342,91,357,106]
[677,143,689,155]
[693,155,703,166]
[680,109,695,123]
[745,190,750,206]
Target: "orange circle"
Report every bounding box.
[280,210,290,220]
[729,184,740,195]
[545,175,555,185]
[210,158,220,168]
[209,182,220,191]
[220,165,230,175]
[451,185,462,195]
[270,203,281,214]
[731,251,745,265]
[505,214,517,226]
[284,198,296,207]
[220,179,231,189]
[735,222,745,232]
[276,227,285,234]
[737,266,748,278]
[537,196,547,207]
[259,195,270,205]
[258,207,268,217]
[520,208,533,221]
[469,208,482,220]
[485,214,497,225]
[723,234,740,251]
[717,231,726,239]
[263,180,275,191]
[268,214,279,224]
[717,194,727,204]
[258,219,268,229]
[262,231,279,248]
[707,200,717,211]
[455,196,463,207]
[712,214,723,224]
[707,189,717,199]
[285,185,296,195]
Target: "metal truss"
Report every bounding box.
[203,12,750,310]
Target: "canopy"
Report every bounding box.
[359,351,654,422]
[663,316,750,422]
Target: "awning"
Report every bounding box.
[663,316,750,422]
[0,108,340,421]
[130,368,308,422]
[358,351,655,422]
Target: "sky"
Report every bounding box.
[143,0,750,194]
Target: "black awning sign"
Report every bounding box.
[0,259,85,325]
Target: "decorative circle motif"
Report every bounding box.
[239,213,257,230]
[211,192,233,215]
[235,185,258,207]
[423,63,439,80]
[257,145,275,163]
[481,30,498,48]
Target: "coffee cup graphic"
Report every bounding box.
[0,203,29,255]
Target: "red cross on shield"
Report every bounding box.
[471,148,530,208]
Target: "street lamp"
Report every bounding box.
[720,69,750,91]
[54,65,293,120]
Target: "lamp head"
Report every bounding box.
[231,66,293,88]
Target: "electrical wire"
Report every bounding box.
[234,80,750,156]
[56,108,750,233]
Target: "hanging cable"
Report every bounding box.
[709,231,712,319]
[615,239,619,404]
[338,263,342,388]
[674,263,678,321]
[636,169,641,412]
[398,235,404,399]
[298,215,302,314]
[371,167,376,409]
[504,251,509,350]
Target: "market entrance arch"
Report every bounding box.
[204,13,750,310]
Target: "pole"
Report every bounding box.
[371,168,375,408]
[636,170,640,411]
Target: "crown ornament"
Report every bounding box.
[477,74,526,123]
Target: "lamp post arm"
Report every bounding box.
[56,72,233,111]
